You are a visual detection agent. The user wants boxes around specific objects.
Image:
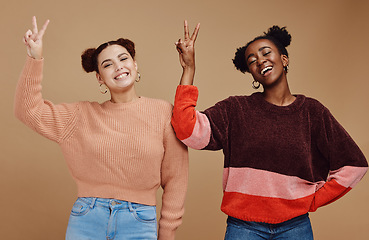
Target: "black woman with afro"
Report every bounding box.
[172,21,368,239]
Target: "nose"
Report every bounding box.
[115,63,123,71]
[256,57,267,66]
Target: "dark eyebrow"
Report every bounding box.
[246,46,272,61]
[259,46,271,52]
[100,53,129,66]
[117,53,128,58]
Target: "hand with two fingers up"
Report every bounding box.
[23,16,50,60]
[175,20,200,85]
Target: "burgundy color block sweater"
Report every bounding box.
[171,85,367,224]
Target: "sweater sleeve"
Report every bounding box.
[158,112,189,240]
[171,85,229,150]
[309,107,368,211]
[14,57,79,143]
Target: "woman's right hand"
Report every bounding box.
[175,20,200,85]
[175,20,200,71]
[23,16,49,60]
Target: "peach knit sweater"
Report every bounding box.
[14,57,188,240]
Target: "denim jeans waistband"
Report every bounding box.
[76,197,153,211]
[228,213,309,228]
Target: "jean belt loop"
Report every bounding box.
[128,202,134,212]
[89,197,97,209]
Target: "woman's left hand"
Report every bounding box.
[175,20,200,71]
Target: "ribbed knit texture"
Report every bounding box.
[14,56,188,240]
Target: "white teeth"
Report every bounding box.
[115,73,129,79]
[261,66,273,75]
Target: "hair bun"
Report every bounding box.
[81,48,97,73]
[264,25,291,48]
[116,38,136,58]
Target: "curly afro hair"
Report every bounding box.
[81,38,136,73]
[233,26,291,73]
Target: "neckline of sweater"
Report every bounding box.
[102,96,145,109]
[252,92,306,114]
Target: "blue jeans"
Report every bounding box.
[65,197,157,240]
[225,214,313,240]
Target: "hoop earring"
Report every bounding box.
[284,65,289,73]
[252,80,260,89]
[135,72,141,82]
[100,83,108,94]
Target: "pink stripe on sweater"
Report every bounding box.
[182,111,211,150]
[223,167,325,200]
[328,166,368,188]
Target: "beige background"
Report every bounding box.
[1,0,369,239]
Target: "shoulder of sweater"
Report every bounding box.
[298,96,337,125]
[72,101,108,113]
[214,94,254,106]
[143,97,172,107]
[202,94,254,114]
[142,97,173,112]
[77,98,172,110]
[77,101,100,107]
[142,97,173,120]
[302,96,327,112]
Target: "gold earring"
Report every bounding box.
[252,80,260,89]
[100,83,108,94]
[135,72,141,82]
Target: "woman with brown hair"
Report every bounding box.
[15,16,188,240]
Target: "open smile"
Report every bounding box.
[115,72,129,80]
[261,66,273,76]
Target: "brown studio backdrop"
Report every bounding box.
[1,0,369,239]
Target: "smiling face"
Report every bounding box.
[245,39,289,89]
[96,44,138,92]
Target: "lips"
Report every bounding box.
[261,66,273,76]
[115,72,129,80]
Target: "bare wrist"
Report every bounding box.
[180,69,195,85]
[182,65,195,73]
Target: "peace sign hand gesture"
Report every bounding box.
[175,20,200,70]
[23,16,50,60]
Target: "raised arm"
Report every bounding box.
[15,17,78,143]
[175,20,200,85]
[171,21,215,150]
